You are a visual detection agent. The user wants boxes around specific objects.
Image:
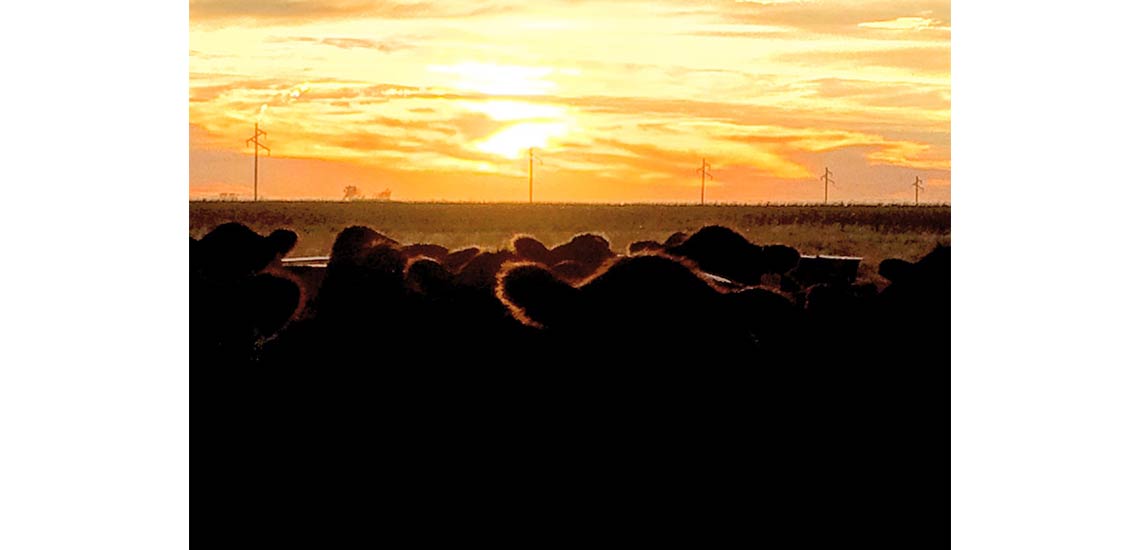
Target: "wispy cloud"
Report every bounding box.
[808,78,949,110]
[858,16,949,32]
[190,0,514,22]
[776,46,950,75]
[279,36,414,52]
[690,0,950,39]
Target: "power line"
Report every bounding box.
[528,147,543,204]
[697,158,714,205]
[913,176,924,206]
[820,167,835,204]
[246,123,270,201]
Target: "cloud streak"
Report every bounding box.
[190,0,514,22]
[699,0,950,36]
[279,36,414,52]
[776,46,950,75]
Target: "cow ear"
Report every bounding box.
[268,229,298,256]
[879,258,916,283]
[496,263,579,329]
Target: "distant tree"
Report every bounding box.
[375,189,392,201]
[343,186,360,201]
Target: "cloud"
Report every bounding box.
[279,36,414,52]
[686,0,950,39]
[190,69,947,171]
[189,78,295,103]
[555,93,945,140]
[190,0,514,23]
[776,46,950,75]
[809,78,949,110]
[684,29,792,39]
[858,16,949,32]
[720,123,947,171]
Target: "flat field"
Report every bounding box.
[190,201,950,285]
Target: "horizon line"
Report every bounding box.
[190,199,951,207]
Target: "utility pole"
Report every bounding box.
[697,158,714,206]
[528,147,543,204]
[820,167,834,204]
[246,123,270,201]
[913,176,924,206]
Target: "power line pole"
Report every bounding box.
[697,158,713,205]
[528,147,543,204]
[820,167,834,204]
[246,123,270,201]
[913,176,924,206]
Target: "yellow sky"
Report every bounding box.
[189,0,950,203]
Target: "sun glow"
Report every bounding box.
[429,62,556,96]
[476,122,570,159]
[462,99,575,159]
[462,100,566,121]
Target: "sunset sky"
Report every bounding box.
[189,0,949,203]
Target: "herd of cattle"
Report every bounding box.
[193,221,947,523]
[191,222,948,369]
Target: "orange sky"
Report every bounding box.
[189,0,950,203]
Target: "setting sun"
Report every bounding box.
[476,121,570,159]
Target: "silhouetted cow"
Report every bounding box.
[876,245,950,361]
[456,250,518,289]
[329,225,399,265]
[548,233,615,274]
[402,256,541,363]
[877,245,949,310]
[244,273,303,338]
[628,240,665,254]
[401,243,450,262]
[804,282,878,323]
[496,253,796,363]
[191,223,302,365]
[878,258,916,284]
[319,241,409,322]
[663,231,689,247]
[405,257,455,297]
[551,259,594,282]
[510,234,612,280]
[666,225,800,285]
[194,222,296,281]
[511,235,554,265]
[443,246,481,273]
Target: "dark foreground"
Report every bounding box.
[194,221,947,539]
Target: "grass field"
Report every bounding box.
[190,201,950,285]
